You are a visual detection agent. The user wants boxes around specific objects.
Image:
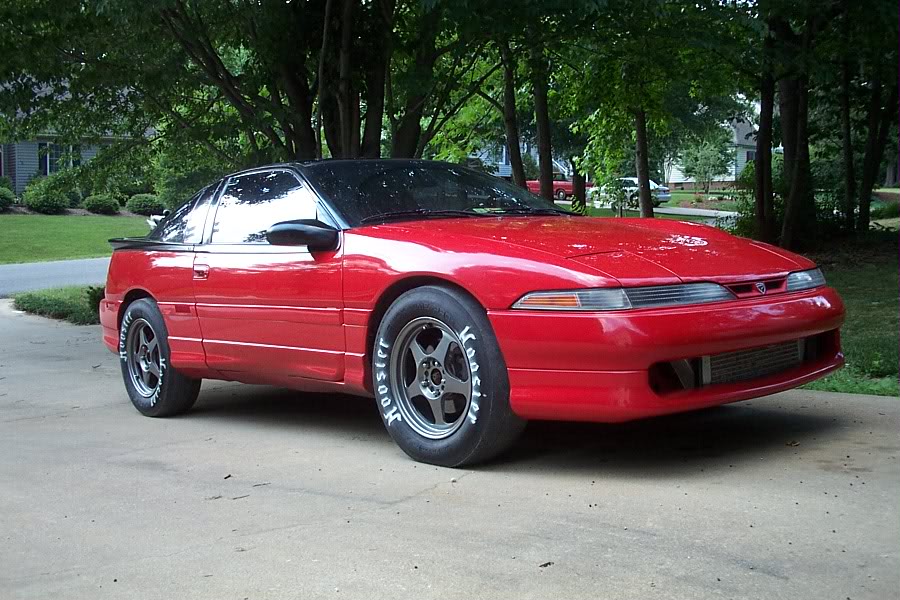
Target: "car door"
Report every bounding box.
[193,168,344,381]
[130,185,216,374]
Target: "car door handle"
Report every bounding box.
[193,264,210,280]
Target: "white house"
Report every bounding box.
[472,142,572,180]
[666,119,757,190]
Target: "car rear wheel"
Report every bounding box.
[373,286,525,467]
[119,298,201,417]
[555,188,567,201]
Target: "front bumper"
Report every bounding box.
[488,286,845,422]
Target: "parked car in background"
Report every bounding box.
[526,175,594,201]
[102,159,845,467]
[590,177,671,208]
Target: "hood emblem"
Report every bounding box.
[755,282,767,294]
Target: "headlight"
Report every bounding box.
[512,283,735,311]
[786,268,826,292]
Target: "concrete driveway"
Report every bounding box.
[0,257,110,296]
[1,301,897,600]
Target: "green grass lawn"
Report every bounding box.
[0,214,148,264]
[587,206,708,223]
[667,190,739,212]
[802,245,899,396]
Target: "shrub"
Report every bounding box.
[871,201,900,220]
[13,286,101,325]
[126,193,166,215]
[22,177,69,214]
[0,187,14,211]
[82,193,120,215]
[85,285,106,318]
[0,175,12,191]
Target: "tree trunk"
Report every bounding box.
[530,45,553,200]
[500,42,526,188]
[360,0,394,158]
[780,76,811,249]
[778,76,800,186]
[839,57,856,232]
[322,94,343,158]
[361,62,385,158]
[315,0,336,159]
[337,0,356,158]
[633,107,654,218]
[755,66,775,242]
[858,79,897,230]
[571,159,587,215]
[390,8,439,157]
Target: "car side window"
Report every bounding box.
[149,185,216,244]
[210,171,318,245]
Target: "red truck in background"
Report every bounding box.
[526,177,594,200]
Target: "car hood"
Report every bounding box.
[366,216,813,284]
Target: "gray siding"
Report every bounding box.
[14,141,40,195]
[5,141,105,194]
[81,145,101,162]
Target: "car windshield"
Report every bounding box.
[302,160,571,226]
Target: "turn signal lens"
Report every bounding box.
[786,268,826,292]
[512,288,631,311]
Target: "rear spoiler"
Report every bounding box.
[108,238,192,252]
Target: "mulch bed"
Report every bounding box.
[5,205,142,217]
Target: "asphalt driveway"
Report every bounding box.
[0,257,110,296]
[1,300,897,600]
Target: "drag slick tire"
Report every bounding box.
[373,285,525,467]
[119,298,201,417]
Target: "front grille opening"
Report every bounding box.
[726,278,787,298]
[649,331,835,395]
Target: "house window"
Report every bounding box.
[0,147,4,177]
[746,150,756,162]
[38,143,81,176]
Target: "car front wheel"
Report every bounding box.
[373,286,525,467]
[119,298,201,417]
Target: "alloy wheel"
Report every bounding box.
[390,317,472,439]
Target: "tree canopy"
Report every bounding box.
[0,0,896,248]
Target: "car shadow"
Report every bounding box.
[187,383,845,477]
[488,401,845,477]
[188,383,385,439]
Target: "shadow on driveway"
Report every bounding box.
[185,384,845,477]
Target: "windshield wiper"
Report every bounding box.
[485,207,574,216]
[359,209,481,224]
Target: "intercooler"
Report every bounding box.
[654,338,815,394]
[702,339,805,386]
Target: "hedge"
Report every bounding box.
[126,193,166,216]
[0,187,15,211]
[83,193,120,215]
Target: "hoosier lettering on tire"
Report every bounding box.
[372,285,525,467]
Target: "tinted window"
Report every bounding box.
[149,185,215,244]
[210,170,317,244]
[303,161,566,226]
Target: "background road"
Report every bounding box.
[0,257,110,296]
[1,300,897,600]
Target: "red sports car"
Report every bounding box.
[102,160,845,466]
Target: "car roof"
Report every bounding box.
[220,158,459,181]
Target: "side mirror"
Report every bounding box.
[265,219,339,251]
